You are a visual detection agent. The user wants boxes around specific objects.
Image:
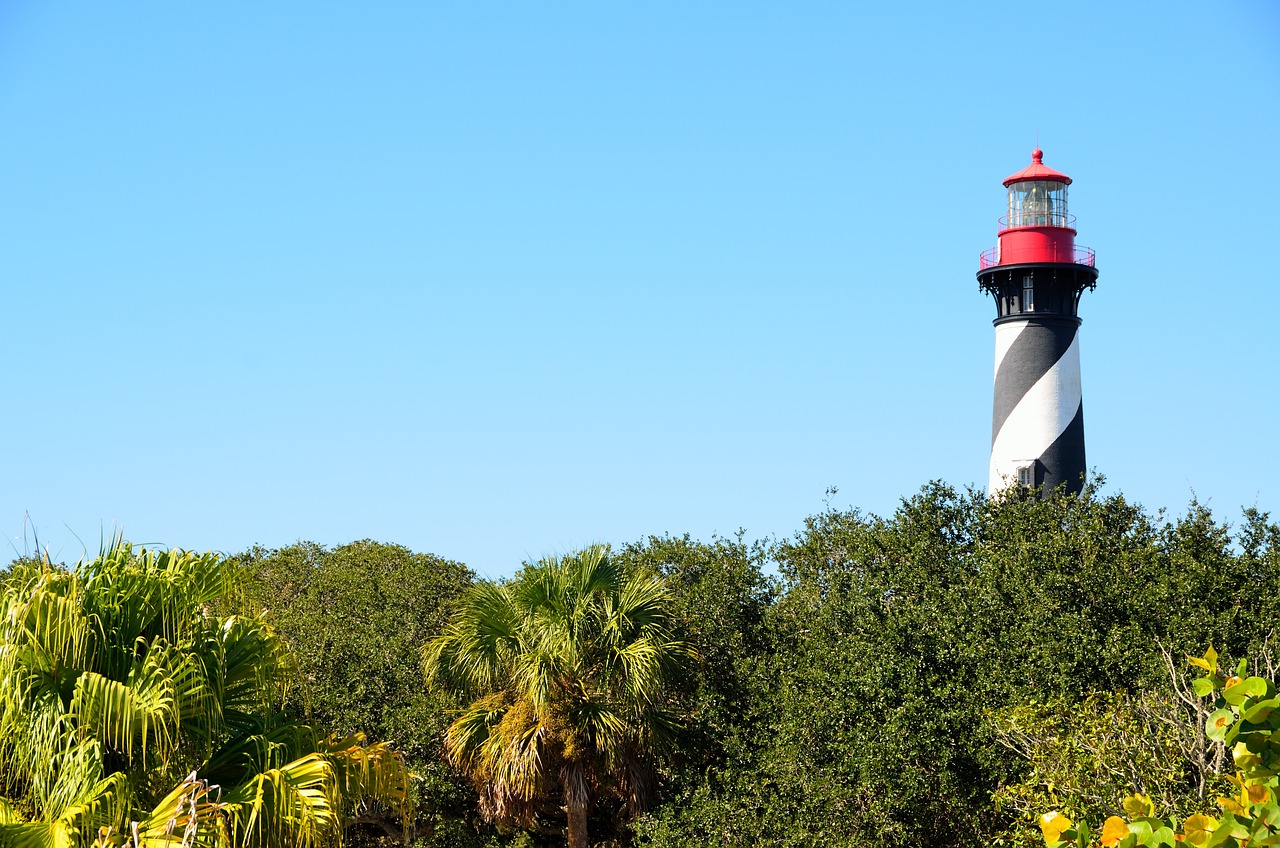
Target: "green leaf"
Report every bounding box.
[1207,708,1236,742]
[1224,677,1270,706]
[1245,699,1280,723]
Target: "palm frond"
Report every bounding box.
[316,733,411,830]
[68,661,178,768]
[0,767,133,848]
[0,574,92,681]
[0,818,74,848]
[138,773,226,848]
[218,753,339,848]
[201,722,318,789]
[0,798,25,825]
[423,583,519,696]
[210,618,295,721]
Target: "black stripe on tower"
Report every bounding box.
[991,317,1080,446]
[1040,403,1087,494]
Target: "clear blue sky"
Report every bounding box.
[2,2,1277,576]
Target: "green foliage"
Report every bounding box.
[631,485,1280,848]
[612,534,774,776]
[423,546,692,848]
[10,484,1275,848]
[223,541,483,847]
[0,539,409,848]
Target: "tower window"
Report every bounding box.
[1017,464,1035,489]
[1022,276,1035,312]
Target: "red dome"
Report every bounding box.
[1002,148,1072,186]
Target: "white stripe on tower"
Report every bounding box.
[992,320,1028,379]
[988,323,1082,492]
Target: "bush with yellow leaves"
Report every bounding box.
[1040,647,1280,848]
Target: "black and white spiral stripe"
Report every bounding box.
[989,317,1087,494]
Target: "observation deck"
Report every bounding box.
[980,244,1095,270]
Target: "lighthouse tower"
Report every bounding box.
[979,149,1098,495]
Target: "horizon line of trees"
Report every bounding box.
[4,479,1279,847]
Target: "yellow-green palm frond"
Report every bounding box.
[441,693,510,774]
[137,773,225,848]
[68,664,178,769]
[140,759,342,848]
[442,695,547,826]
[482,699,545,803]
[565,545,620,601]
[568,698,626,762]
[209,618,296,727]
[201,722,319,790]
[55,772,132,842]
[0,766,133,848]
[0,572,92,683]
[80,545,231,680]
[509,648,563,714]
[0,817,75,848]
[0,799,24,826]
[0,681,69,799]
[218,753,340,848]
[315,734,411,833]
[33,736,110,825]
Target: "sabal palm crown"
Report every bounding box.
[423,545,689,848]
[0,539,409,848]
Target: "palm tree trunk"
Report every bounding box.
[566,799,588,848]
[563,765,590,848]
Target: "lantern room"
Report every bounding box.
[1007,179,1069,228]
[979,149,1095,269]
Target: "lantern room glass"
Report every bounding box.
[1006,180,1069,228]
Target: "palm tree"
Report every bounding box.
[422,545,690,848]
[0,538,410,848]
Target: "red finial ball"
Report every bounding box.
[1032,148,1044,163]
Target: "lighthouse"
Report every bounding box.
[979,149,1098,495]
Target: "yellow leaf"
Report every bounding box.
[1189,646,1219,673]
[1183,813,1216,847]
[1101,815,1129,847]
[1123,793,1154,818]
[1233,742,1261,768]
[1039,811,1073,843]
[1247,782,1270,805]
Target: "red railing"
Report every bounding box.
[978,245,1096,270]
